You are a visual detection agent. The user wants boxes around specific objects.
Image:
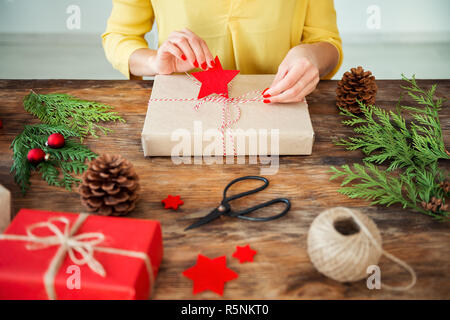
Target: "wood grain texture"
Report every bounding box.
[0,79,449,299]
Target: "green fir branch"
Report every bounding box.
[39,161,62,187]
[330,75,449,219]
[10,124,97,194]
[23,91,125,140]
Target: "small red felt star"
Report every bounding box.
[162,195,184,210]
[232,244,257,263]
[182,254,239,296]
[191,56,240,99]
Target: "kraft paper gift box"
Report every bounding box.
[0,209,163,299]
[142,74,315,156]
[0,184,11,233]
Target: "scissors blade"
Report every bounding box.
[185,208,223,231]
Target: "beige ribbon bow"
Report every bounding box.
[0,213,155,299]
[25,216,107,277]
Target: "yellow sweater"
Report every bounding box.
[102,0,343,79]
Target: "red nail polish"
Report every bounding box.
[263,93,271,98]
[193,60,199,68]
[201,62,207,70]
[262,88,269,95]
[263,99,271,104]
[210,60,215,67]
[181,54,187,61]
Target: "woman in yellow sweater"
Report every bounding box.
[102,0,342,103]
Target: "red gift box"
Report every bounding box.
[0,209,163,299]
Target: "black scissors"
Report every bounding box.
[185,176,290,231]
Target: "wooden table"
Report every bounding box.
[0,79,449,299]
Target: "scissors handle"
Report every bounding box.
[223,176,269,202]
[228,198,291,222]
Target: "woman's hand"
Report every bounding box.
[263,42,339,103]
[150,28,215,75]
[263,46,320,104]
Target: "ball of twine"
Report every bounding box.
[307,207,416,290]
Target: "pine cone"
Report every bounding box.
[421,197,448,213]
[439,180,450,194]
[336,66,378,113]
[79,154,139,216]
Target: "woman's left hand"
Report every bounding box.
[263,46,320,103]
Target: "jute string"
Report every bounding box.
[307,207,416,290]
[0,214,155,299]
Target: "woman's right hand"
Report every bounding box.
[150,28,215,75]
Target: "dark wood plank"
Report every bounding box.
[0,79,449,299]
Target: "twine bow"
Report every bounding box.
[0,213,155,299]
[24,216,106,277]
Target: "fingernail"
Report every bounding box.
[263,99,271,104]
[262,88,271,98]
[201,62,207,70]
[193,60,199,68]
[181,54,187,61]
[210,60,215,67]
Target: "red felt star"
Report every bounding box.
[191,56,240,99]
[232,244,257,263]
[162,195,184,210]
[182,254,239,296]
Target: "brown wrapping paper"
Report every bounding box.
[142,74,314,156]
[0,184,11,233]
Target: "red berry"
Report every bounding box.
[47,133,65,149]
[27,148,46,165]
